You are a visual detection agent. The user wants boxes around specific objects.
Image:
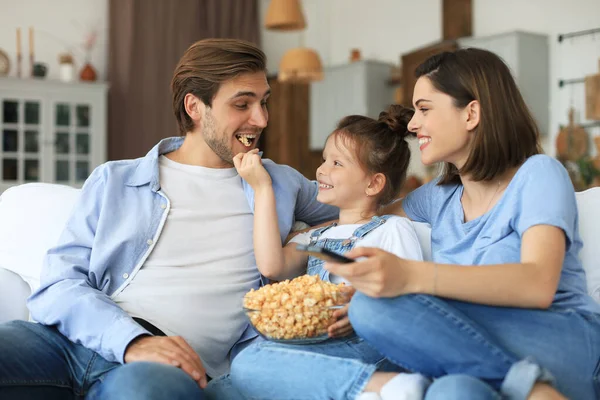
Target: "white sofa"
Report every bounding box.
[1,183,599,323]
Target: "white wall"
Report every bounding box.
[472,0,600,155]
[1,0,598,177]
[0,0,109,81]
[260,0,442,71]
[261,0,600,177]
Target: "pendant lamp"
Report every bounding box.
[278,47,323,83]
[265,0,306,31]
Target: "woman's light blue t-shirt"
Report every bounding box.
[404,154,600,314]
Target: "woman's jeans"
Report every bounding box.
[0,320,244,400]
[425,375,502,400]
[231,335,403,400]
[349,293,600,400]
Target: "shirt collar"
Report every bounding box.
[125,136,185,191]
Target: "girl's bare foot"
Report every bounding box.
[528,382,567,400]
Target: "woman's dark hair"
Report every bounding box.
[415,48,542,185]
[333,105,415,207]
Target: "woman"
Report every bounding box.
[325,48,600,400]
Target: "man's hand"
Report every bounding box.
[124,335,207,388]
[233,149,272,190]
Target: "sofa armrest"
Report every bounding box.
[0,267,31,323]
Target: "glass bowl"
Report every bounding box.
[242,274,353,344]
[243,304,348,344]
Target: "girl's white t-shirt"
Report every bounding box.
[290,216,424,283]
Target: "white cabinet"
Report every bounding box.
[0,77,107,192]
[309,60,395,150]
[458,31,550,136]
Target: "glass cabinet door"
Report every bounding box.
[52,102,92,186]
[1,98,42,188]
[0,81,105,194]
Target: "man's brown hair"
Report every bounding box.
[415,48,542,185]
[171,38,267,135]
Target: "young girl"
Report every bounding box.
[230,105,429,400]
[326,49,600,400]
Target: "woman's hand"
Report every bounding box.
[233,149,272,190]
[324,247,421,298]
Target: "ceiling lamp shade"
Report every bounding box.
[278,48,324,83]
[265,0,306,31]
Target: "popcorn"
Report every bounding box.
[243,275,350,340]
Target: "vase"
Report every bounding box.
[350,49,361,63]
[80,62,97,82]
[59,63,74,82]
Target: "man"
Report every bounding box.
[0,39,337,399]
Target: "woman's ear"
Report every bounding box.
[465,100,481,131]
[366,173,386,197]
[184,93,205,127]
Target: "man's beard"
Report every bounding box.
[202,108,234,164]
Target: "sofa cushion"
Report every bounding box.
[0,183,80,292]
[575,187,600,302]
[412,222,432,262]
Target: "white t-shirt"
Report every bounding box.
[290,216,424,283]
[114,156,261,378]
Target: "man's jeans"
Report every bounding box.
[0,320,243,399]
[349,293,600,400]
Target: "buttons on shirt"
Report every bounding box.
[147,239,153,245]
[161,204,167,209]
[122,273,129,279]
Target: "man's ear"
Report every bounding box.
[184,93,205,125]
[465,100,480,131]
[366,173,386,197]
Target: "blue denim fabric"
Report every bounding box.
[231,217,403,400]
[0,320,246,399]
[349,293,600,400]
[425,375,501,400]
[231,336,402,400]
[307,216,391,280]
[24,136,338,364]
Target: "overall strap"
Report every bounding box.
[351,215,391,239]
[309,222,338,244]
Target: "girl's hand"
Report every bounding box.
[327,303,354,338]
[327,286,356,338]
[324,247,420,298]
[233,149,272,190]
